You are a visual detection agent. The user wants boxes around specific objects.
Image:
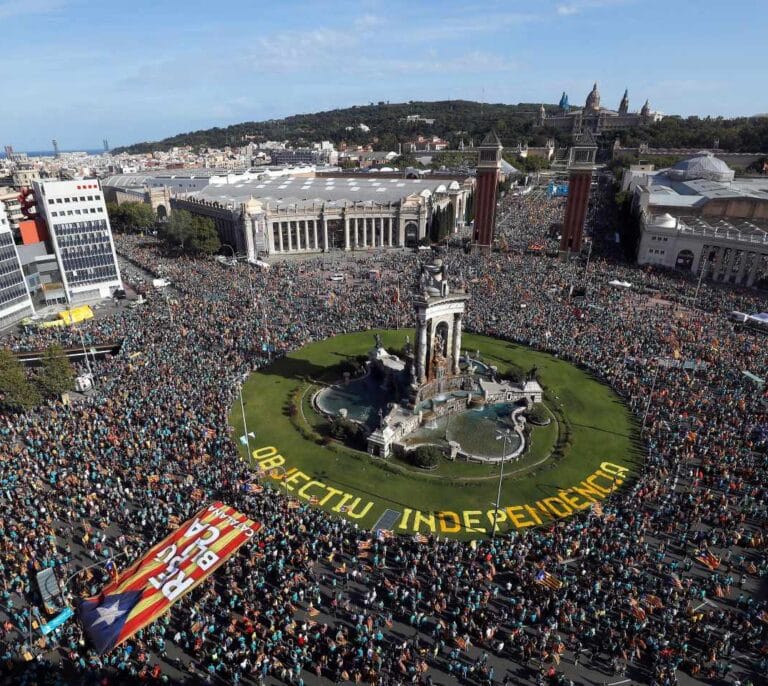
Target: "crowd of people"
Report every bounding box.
[0,189,766,686]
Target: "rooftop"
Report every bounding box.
[649,213,768,245]
[188,175,463,209]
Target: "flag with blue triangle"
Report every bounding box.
[79,590,144,655]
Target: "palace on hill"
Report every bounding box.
[537,83,663,136]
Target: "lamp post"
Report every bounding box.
[692,249,714,309]
[76,324,96,388]
[62,550,130,595]
[491,428,512,539]
[237,376,251,457]
[641,361,660,436]
[222,243,237,263]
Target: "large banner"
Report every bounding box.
[78,502,260,654]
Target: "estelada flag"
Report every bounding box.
[535,569,563,590]
[696,550,720,571]
[78,502,259,655]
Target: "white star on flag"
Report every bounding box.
[93,599,127,627]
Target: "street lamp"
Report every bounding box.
[222,243,237,263]
[491,428,513,538]
[76,323,96,388]
[236,376,252,457]
[640,361,660,436]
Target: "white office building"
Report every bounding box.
[33,180,122,302]
[0,204,35,328]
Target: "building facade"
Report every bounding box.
[538,83,662,136]
[172,174,473,258]
[33,180,122,302]
[627,154,768,288]
[0,204,35,328]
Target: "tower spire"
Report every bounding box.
[619,88,629,115]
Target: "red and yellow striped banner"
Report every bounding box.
[79,502,260,654]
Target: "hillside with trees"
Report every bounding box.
[113,101,565,154]
[113,100,768,156]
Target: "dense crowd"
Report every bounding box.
[0,191,766,686]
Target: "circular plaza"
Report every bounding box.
[231,329,641,538]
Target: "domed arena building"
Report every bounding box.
[624,153,768,286]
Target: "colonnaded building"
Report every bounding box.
[624,153,768,288]
[105,171,473,259]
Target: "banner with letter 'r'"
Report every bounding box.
[78,501,260,654]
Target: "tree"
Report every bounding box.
[106,202,156,233]
[526,403,550,425]
[162,210,220,255]
[37,345,75,399]
[0,348,40,411]
[410,445,441,468]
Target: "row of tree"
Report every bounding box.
[105,202,156,233]
[0,346,75,411]
[106,202,221,255]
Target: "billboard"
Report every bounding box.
[78,502,260,654]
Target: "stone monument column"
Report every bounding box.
[452,313,463,375]
[417,314,428,383]
[344,216,350,250]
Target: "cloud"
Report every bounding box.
[0,0,65,19]
[353,13,384,31]
[555,0,630,16]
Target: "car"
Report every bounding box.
[114,288,127,300]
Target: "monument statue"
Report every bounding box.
[403,335,413,356]
[374,333,383,349]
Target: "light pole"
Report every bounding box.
[491,428,512,538]
[222,243,236,263]
[641,361,660,436]
[76,324,96,388]
[163,290,174,325]
[692,250,713,309]
[62,550,130,595]
[237,376,251,457]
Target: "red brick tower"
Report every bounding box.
[560,131,597,255]
[560,171,591,253]
[473,130,503,250]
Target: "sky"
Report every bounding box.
[2,0,766,150]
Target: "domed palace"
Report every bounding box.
[623,152,768,288]
[536,83,663,136]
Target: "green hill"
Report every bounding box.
[113,100,564,154]
[113,100,768,155]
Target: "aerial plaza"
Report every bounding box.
[233,259,640,537]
